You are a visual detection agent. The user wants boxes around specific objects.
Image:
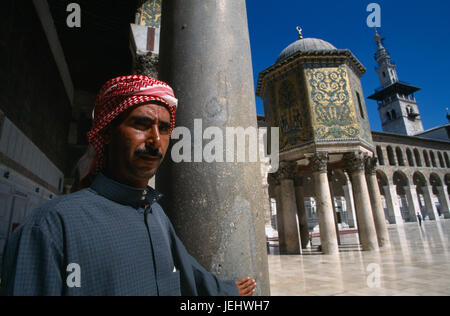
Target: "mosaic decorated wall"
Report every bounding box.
[263,63,374,153]
[346,65,373,145]
[138,0,162,28]
[304,65,363,143]
[264,67,314,152]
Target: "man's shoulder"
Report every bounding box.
[25,189,97,227]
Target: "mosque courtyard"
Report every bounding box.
[268,219,450,296]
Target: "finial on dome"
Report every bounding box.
[296,26,303,40]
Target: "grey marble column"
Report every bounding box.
[343,181,358,229]
[365,157,390,248]
[294,178,311,249]
[422,186,440,221]
[436,186,450,219]
[404,185,421,222]
[345,153,379,252]
[158,0,270,295]
[383,184,403,225]
[275,162,301,255]
[310,153,339,255]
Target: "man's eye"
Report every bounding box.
[159,125,171,134]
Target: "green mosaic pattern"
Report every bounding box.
[306,67,359,140]
[139,0,162,28]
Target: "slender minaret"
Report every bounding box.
[369,29,424,135]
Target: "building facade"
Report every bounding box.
[257,28,450,255]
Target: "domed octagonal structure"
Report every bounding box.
[276,38,337,63]
[257,32,373,163]
[258,30,382,255]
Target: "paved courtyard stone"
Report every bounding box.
[268,219,450,296]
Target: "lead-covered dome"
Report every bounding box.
[276,38,337,63]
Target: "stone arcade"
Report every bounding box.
[257,28,450,255]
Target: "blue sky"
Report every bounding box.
[246,0,450,132]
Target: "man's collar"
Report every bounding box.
[90,173,163,210]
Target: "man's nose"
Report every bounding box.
[146,124,161,147]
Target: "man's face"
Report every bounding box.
[106,102,171,186]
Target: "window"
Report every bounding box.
[377,146,385,166]
[430,151,437,168]
[424,151,431,167]
[387,146,396,166]
[406,149,415,167]
[391,110,397,120]
[414,149,422,167]
[386,112,392,121]
[438,152,445,168]
[356,92,365,119]
[396,147,405,166]
[444,152,450,168]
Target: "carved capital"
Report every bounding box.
[310,153,329,173]
[344,152,368,174]
[365,156,379,176]
[274,161,297,181]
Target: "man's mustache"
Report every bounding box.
[135,147,163,158]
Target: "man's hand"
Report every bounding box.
[236,277,257,296]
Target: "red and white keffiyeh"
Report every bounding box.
[81,75,178,179]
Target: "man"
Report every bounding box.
[1,75,256,296]
[417,212,423,227]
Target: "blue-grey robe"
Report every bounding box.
[0,173,238,296]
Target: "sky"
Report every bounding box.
[246,0,450,132]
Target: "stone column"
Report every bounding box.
[365,157,390,248]
[294,177,311,249]
[158,0,270,295]
[345,153,379,252]
[275,162,302,255]
[310,153,339,255]
[343,181,358,229]
[404,185,421,222]
[436,187,450,219]
[422,186,440,221]
[268,174,283,235]
[383,184,403,225]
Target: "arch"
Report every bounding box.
[386,112,392,121]
[445,174,450,196]
[406,148,415,167]
[396,147,405,166]
[376,146,385,166]
[423,150,431,167]
[438,152,445,168]
[444,152,450,168]
[413,172,427,186]
[429,173,443,187]
[393,171,411,222]
[329,170,347,197]
[391,110,397,120]
[414,148,422,167]
[387,146,396,166]
[376,170,389,195]
[430,151,437,168]
[393,171,409,194]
